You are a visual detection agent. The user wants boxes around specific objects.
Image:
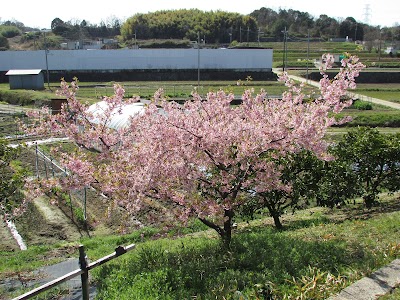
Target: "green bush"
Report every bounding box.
[352,100,373,110]
[139,40,190,49]
[0,36,9,49]
[349,112,400,127]
[0,89,53,106]
[335,110,400,127]
[0,25,21,38]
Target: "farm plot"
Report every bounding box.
[8,145,142,249]
[355,83,400,103]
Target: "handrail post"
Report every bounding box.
[79,245,89,300]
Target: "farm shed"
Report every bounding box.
[5,69,44,90]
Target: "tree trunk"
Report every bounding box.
[271,213,283,229]
[222,209,233,248]
[364,194,375,209]
[264,199,283,229]
[198,209,233,248]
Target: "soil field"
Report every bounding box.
[7,145,143,249]
[1,128,145,253]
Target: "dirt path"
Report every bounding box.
[31,196,84,243]
[8,194,87,249]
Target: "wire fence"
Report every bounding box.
[33,143,90,224]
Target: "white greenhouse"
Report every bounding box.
[86,100,148,130]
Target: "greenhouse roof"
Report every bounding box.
[87,101,146,130]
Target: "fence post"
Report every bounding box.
[84,186,87,226]
[43,152,48,180]
[35,143,39,179]
[50,156,55,177]
[79,245,90,300]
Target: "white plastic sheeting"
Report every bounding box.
[6,220,27,250]
[86,101,146,130]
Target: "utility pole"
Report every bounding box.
[378,30,382,68]
[306,30,310,83]
[42,29,51,90]
[240,26,242,43]
[281,27,288,72]
[354,22,358,42]
[134,30,137,48]
[197,31,200,88]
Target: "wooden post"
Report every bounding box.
[79,245,89,300]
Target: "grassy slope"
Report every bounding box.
[2,194,399,299]
[87,196,400,299]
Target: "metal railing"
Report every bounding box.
[13,243,136,300]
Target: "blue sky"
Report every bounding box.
[1,0,398,29]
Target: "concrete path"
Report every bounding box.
[3,259,97,300]
[328,259,400,300]
[272,68,400,110]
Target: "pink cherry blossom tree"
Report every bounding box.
[22,54,365,247]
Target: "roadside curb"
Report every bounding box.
[327,259,400,300]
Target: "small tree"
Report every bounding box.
[240,150,323,229]
[314,157,361,208]
[22,55,364,247]
[331,127,400,208]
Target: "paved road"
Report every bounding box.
[272,68,400,110]
[2,259,97,300]
[34,259,97,300]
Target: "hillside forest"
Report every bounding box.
[0,7,399,50]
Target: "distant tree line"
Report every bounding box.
[121,9,258,44]
[1,7,400,48]
[120,8,399,44]
[50,17,121,40]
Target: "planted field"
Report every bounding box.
[355,83,400,103]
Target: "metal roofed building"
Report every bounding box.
[5,69,44,90]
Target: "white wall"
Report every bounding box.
[0,49,273,72]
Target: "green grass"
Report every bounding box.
[354,83,400,103]
[90,196,400,300]
[336,109,400,127]
[74,80,289,103]
[1,80,289,105]
[2,195,399,299]
[355,91,400,102]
